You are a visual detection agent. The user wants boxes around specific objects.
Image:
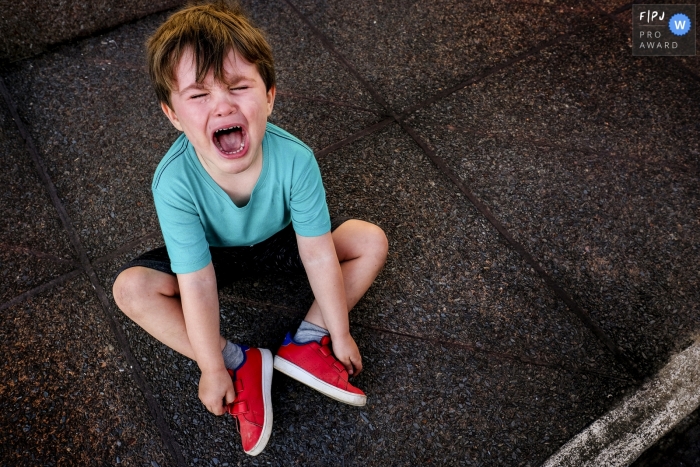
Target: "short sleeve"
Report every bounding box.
[153,189,211,274]
[289,154,331,237]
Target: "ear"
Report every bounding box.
[266,85,276,117]
[160,101,183,132]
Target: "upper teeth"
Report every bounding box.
[216,125,241,133]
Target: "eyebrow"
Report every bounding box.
[178,82,207,93]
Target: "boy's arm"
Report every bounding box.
[177,263,235,415]
[296,232,362,375]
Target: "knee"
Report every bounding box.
[112,267,151,316]
[112,268,137,313]
[335,220,389,264]
[363,222,389,264]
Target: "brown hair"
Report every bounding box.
[146,1,275,107]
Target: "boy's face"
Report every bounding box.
[161,48,275,178]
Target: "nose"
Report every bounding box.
[213,88,237,117]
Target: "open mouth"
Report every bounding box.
[213,125,246,155]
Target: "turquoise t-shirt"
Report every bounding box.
[152,123,331,274]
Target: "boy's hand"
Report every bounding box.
[331,333,363,376]
[198,368,236,416]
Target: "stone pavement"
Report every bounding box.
[1,0,698,465]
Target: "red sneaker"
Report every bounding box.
[226,346,273,456]
[274,333,367,406]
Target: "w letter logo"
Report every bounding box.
[669,13,691,36]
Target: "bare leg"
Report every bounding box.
[112,267,226,360]
[303,220,388,328]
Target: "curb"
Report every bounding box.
[542,340,700,466]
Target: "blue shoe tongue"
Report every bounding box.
[282,333,295,345]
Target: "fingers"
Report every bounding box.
[224,388,236,407]
[206,387,236,416]
[206,394,233,416]
[350,354,363,376]
[225,386,236,406]
[339,353,363,376]
[198,370,236,416]
[332,335,363,377]
[208,402,227,416]
[340,356,354,375]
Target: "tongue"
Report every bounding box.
[218,130,243,153]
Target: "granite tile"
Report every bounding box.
[590,0,633,15]
[0,275,172,467]
[0,0,184,62]
[274,325,629,465]
[2,13,177,260]
[406,19,700,373]
[330,330,629,466]
[677,56,700,79]
[318,125,630,375]
[0,88,77,305]
[291,0,601,111]
[269,95,384,152]
[241,0,382,111]
[0,250,77,307]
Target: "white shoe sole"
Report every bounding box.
[246,348,274,456]
[274,356,367,406]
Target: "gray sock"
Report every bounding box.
[293,320,330,344]
[222,341,245,370]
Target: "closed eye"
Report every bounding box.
[190,93,207,99]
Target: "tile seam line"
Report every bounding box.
[0,242,79,267]
[357,323,633,383]
[0,2,187,65]
[0,77,187,467]
[228,296,632,383]
[395,28,585,120]
[285,1,588,121]
[280,3,586,149]
[398,120,643,382]
[276,91,384,115]
[92,230,161,266]
[589,0,633,18]
[0,269,83,313]
[315,118,395,158]
[281,0,393,113]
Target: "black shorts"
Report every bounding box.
[115,217,350,288]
